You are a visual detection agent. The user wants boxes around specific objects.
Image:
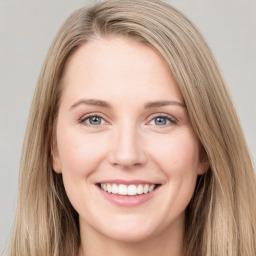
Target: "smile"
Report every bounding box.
[96,181,161,207]
[99,183,157,196]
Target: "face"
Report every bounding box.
[52,37,206,243]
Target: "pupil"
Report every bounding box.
[156,117,166,125]
[90,116,101,125]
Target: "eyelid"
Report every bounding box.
[79,112,110,126]
[146,113,177,126]
[78,112,177,127]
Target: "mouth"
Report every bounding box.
[96,183,161,196]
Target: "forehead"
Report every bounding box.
[61,37,184,106]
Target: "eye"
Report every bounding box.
[82,115,106,126]
[149,115,176,126]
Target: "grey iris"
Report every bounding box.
[155,117,167,125]
[89,116,102,125]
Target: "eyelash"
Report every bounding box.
[148,114,177,127]
[79,113,177,127]
[80,114,107,127]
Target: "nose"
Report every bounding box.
[108,125,148,168]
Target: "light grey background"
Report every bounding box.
[0,0,255,253]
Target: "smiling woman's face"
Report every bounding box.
[52,37,206,243]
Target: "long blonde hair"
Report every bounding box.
[10,0,256,255]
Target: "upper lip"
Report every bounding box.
[96,179,160,185]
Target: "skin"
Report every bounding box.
[52,37,207,256]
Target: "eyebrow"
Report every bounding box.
[69,99,111,110]
[69,99,186,110]
[144,100,186,108]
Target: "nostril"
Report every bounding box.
[108,153,148,168]
[107,136,148,168]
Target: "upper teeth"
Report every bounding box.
[100,183,156,196]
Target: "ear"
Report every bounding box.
[51,140,62,174]
[197,147,209,175]
[198,162,209,175]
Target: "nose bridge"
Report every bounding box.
[108,121,147,167]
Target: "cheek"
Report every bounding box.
[57,127,107,176]
[56,126,108,212]
[148,130,200,204]
[149,130,200,175]
[157,133,199,215]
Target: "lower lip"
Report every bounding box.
[96,185,160,207]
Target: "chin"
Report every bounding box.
[97,216,160,243]
[105,227,155,243]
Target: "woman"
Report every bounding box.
[9,0,256,255]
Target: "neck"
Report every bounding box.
[78,218,185,256]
